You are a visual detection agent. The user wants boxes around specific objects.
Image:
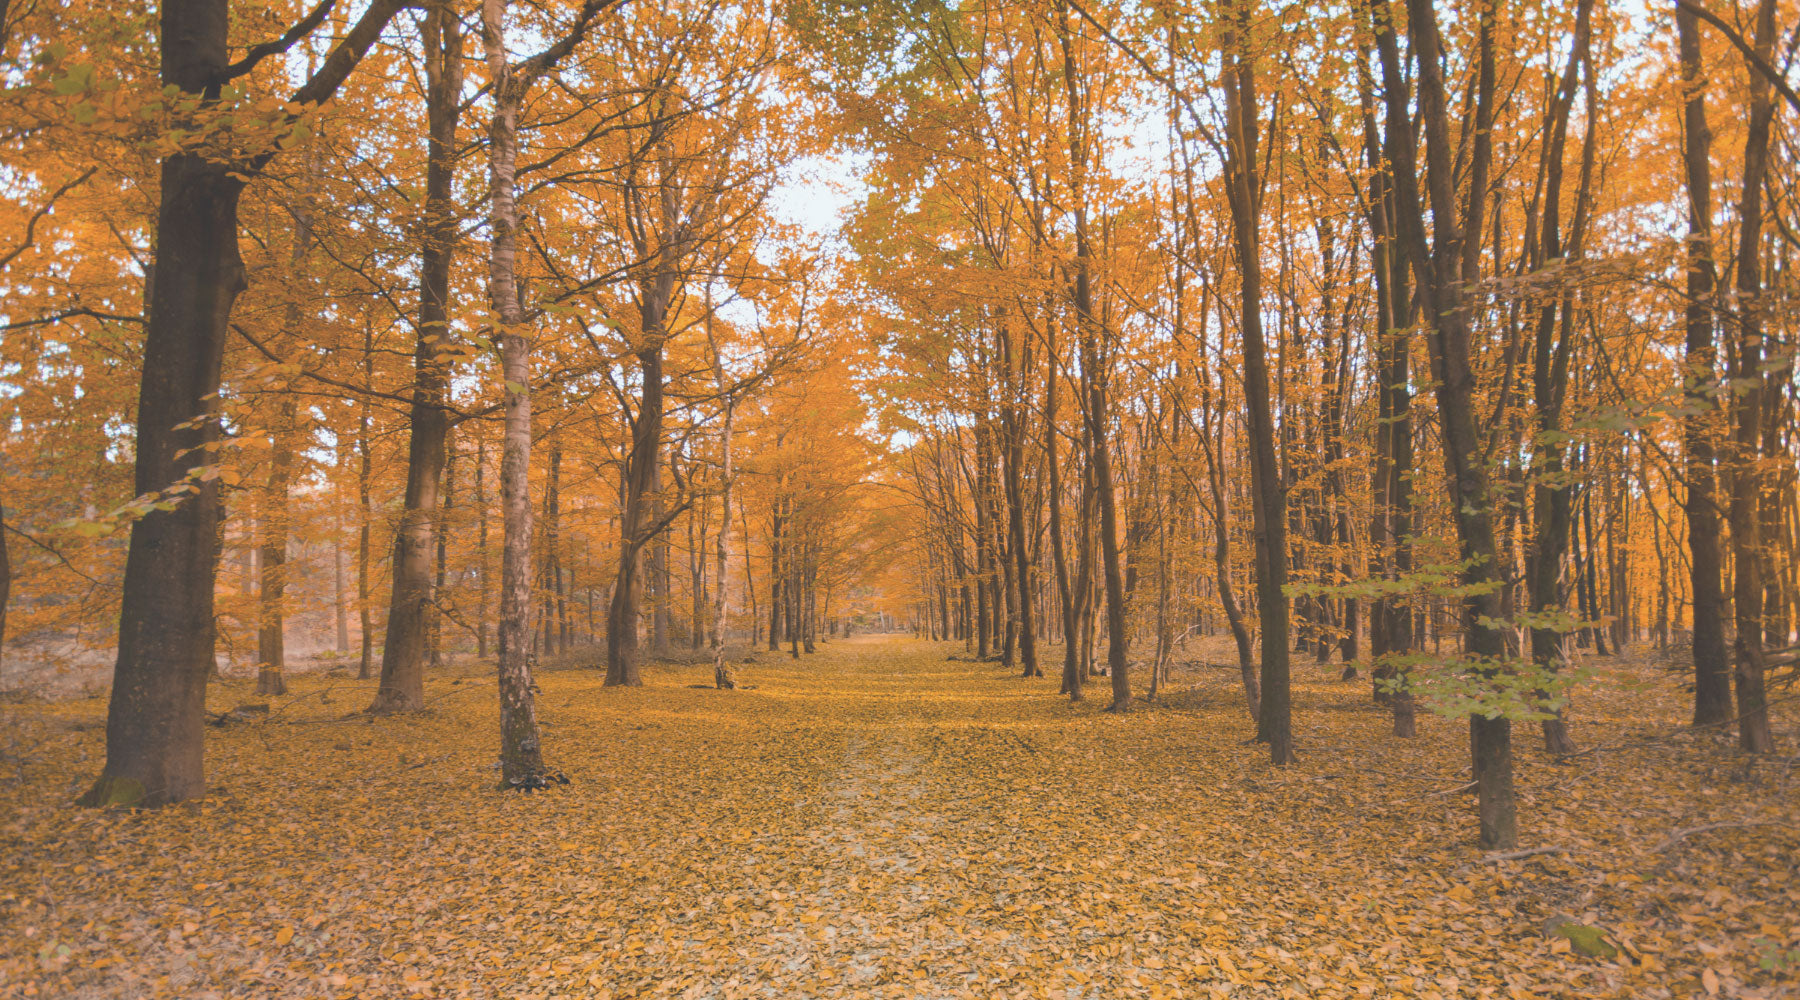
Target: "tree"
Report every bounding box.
[1674,1,1733,727]
[1220,1,1293,763]
[371,0,467,715]
[80,0,417,808]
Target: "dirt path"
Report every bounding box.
[4,635,1797,998]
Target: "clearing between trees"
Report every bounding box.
[4,635,1796,999]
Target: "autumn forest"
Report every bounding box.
[2,0,1798,994]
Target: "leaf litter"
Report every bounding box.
[2,635,1797,998]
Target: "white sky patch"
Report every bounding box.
[767,149,872,251]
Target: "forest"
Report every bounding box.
[1,0,1798,994]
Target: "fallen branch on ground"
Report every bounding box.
[1484,845,1568,862]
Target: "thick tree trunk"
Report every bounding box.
[79,140,246,806]
[371,2,461,714]
[607,283,670,685]
[70,0,405,812]
[1003,320,1040,678]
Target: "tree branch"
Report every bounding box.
[1677,0,1800,112]
[217,0,341,85]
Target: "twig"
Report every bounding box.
[1423,781,1478,798]
[1654,820,1798,852]
[1483,845,1568,862]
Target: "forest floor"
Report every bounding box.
[3,635,1798,999]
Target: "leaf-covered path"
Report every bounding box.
[5,636,1798,998]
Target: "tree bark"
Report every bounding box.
[1222,12,1293,762]
[485,0,554,787]
[78,0,247,806]
[1524,0,1593,756]
[1056,4,1128,710]
[358,323,375,679]
[256,393,297,697]
[0,501,11,672]
[1375,0,1517,846]
[606,287,671,685]
[1726,0,1779,754]
[371,0,462,714]
[705,295,737,689]
[1048,334,1082,699]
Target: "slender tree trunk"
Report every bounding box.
[358,324,375,679]
[1057,5,1128,709]
[1048,332,1082,700]
[485,5,554,786]
[1222,14,1292,761]
[334,492,350,654]
[1525,0,1593,755]
[1377,0,1516,845]
[767,500,783,652]
[476,437,491,659]
[1199,300,1258,720]
[538,444,561,657]
[706,294,737,689]
[0,501,11,672]
[256,394,296,697]
[1727,0,1779,753]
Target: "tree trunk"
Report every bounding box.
[334,490,350,654]
[79,51,247,806]
[1,501,11,672]
[358,324,375,679]
[1375,0,1517,846]
[1056,7,1128,710]
[476,437,491,659]
[371,0,461,713]
[605,209,677,683]
[485,3,554,786]
[1222,15,1292,762]
[1047,335,1082,700]
[1727,0,1779,754]
[1525,0,1593,755]
[706,294,737,689]
[256,393,296,697]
